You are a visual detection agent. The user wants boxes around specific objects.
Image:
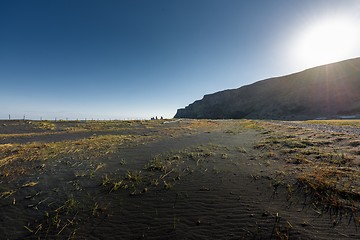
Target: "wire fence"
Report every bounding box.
[1,114,163,121]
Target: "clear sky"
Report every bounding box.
[1,0,360,120]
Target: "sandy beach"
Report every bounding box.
[1,119,360,239]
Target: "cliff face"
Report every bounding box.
[175,58,360,120]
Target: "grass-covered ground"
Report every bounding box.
[254,120,360,210]
[0,119,359,239]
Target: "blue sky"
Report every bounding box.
[1,0,360,120]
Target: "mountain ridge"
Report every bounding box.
[175,57,360,120]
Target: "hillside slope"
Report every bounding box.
[175,57,360,120]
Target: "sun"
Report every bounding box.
[292,16,360,67]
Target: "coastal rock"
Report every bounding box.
[175,58,360,120]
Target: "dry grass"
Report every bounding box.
[298,167,360,199]
[254,120,360,209]
[2,119,360,238]
[0,134,150,169]
[305,119,360,127]
[29,121,57,131]
[62,120,135,132]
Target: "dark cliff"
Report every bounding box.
[175,57,360,120]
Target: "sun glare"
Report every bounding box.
[292,16,360,67]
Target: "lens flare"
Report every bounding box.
[292,15,360,67]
